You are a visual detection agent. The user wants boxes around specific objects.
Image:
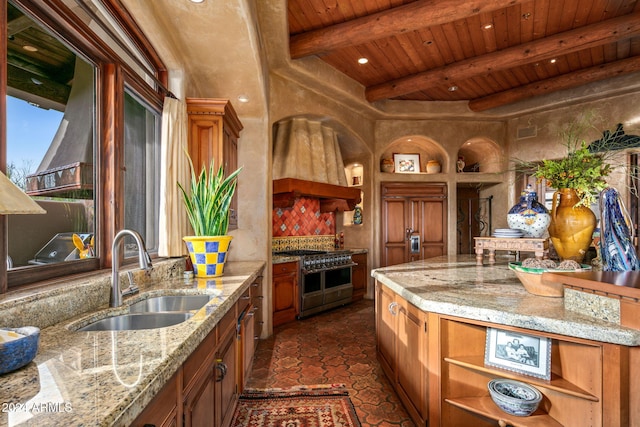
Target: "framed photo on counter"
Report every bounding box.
[484,327,551,380]
[393,153,421,173]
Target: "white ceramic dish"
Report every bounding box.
[488,378,542,416]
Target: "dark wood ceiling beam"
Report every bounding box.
[289,0,525,59]
[468,55,640,111]
[366,12,640,101]
[7,63,70,105]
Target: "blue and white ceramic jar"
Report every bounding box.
[507,185,550,238]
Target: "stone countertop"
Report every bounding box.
[371,255,640,347]
[0,261,265,427]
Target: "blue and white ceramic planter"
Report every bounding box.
[507,186,550,238]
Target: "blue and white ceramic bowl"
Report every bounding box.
[488,379,542,416]
[0,326,40,374]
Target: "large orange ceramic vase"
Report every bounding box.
[548,188,596,263]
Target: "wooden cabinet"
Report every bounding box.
[272,261,299,327]
[131,371,180,427]
[351,252,367,301]
[186,98,243,230]
[438,317,622,427]
[381,183,447,267]
[376,283,428,426]
[136,302,240,427]
[376,280,634,427]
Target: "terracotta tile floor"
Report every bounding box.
[245,299,416,426]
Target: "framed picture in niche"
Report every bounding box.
[484,327,551,380]
[393,153,421,174]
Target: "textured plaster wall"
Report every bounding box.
[507,90,640,212]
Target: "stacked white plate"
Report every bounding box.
[492,228,524,238]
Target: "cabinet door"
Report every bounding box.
[188,115,221,175]
[351,253,367,301]
[237,304,256,393]
[131,372,179,427]
[376,282,396,379]
[215,328,238,427]
[381,197,409,267]
[410,197,446,260]
[272,262,299,326]
[396,298,428,425]
[184,364,215,427]
[381,183,447,266]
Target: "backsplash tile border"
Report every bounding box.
[272,235,336,252]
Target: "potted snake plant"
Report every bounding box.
[178,153,242,277]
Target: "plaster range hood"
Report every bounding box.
[273,178,361,212]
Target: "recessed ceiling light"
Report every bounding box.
[358,57,369,64]
[30,77,42,85]
[549,58,557,64]
[237,94,249,103]
[482,23,493,30]
[23,45,38,52]
[448,85,458,92]
[189,0,204,3]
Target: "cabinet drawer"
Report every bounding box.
[238,287,252,314]
[217,302,237,340]
[251,277,264,297]
[273,262,298,276]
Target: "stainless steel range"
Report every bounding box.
[275,249,356,318]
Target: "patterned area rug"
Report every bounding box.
[231,384,362,427]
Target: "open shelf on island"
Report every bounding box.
[444,356,599,401]
[445,396,562,427]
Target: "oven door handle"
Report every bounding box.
[301,262,357,275]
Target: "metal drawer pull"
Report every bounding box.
[215,360,227,382]
[388,301,399,315]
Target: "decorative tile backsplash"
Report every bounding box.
[273,197,335,236]
[272,197,337,251]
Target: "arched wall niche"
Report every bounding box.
[457,137,503,173]
[380,135,448,173]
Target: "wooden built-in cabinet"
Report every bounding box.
[436,316,617,427]
[376,281,636,427]
[272,261,298,327]
[186,98,242,230]
[351,252,367,301]
[376,283,428,426]
[381,183,447,267]
[133,275,265,427]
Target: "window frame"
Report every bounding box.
[2,0,167,292]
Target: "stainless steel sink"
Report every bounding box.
[78,312,193,331]
[128,295,213,313]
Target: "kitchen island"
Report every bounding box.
[372,255,639,427]
[0,260,265,427]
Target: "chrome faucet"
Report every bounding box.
[110,229,152,307]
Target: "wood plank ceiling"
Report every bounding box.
[287,0,640,111]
